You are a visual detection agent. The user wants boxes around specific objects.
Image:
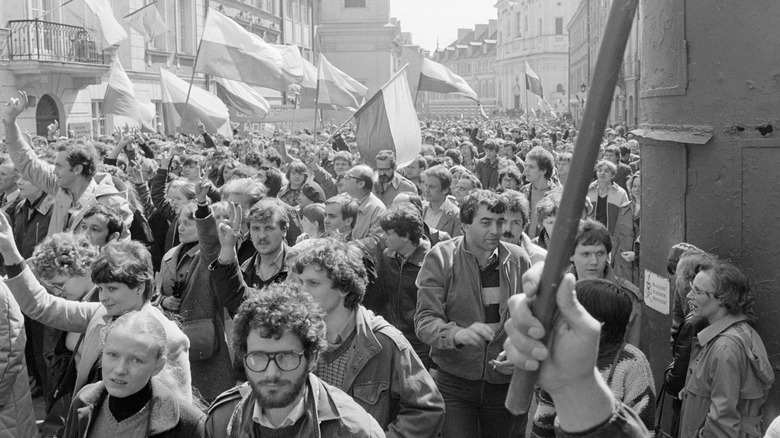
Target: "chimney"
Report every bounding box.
[488,19,498,35]
[475,24,488,38]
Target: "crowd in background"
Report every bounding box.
[0,89,776,438]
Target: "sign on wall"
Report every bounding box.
[644,269,670,315]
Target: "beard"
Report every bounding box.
[249,370,308,409]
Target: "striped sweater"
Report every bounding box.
[531,342,656,437]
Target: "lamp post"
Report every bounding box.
[577,83,588,125]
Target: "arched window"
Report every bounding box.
[556,83,564,93]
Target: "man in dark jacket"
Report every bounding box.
[415,190,531,437]
[205,284,384,438]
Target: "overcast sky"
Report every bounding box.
[390,1,498,53]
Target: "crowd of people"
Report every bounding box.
[0,88,776,437]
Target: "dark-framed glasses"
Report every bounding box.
[243,351,305,372]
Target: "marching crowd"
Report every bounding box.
[0,88,777,438]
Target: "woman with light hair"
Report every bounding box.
[64,311,205,437]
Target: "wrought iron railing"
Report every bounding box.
[7,19,106,64]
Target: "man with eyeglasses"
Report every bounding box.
[206,283,384,437]
[373,150,417,207]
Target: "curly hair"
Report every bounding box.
[91,241,155,301]
[232,282,327,361]
[293,239,367,310]
[575,279,633,345]
[57,143,98,178]
[29,233,99,281]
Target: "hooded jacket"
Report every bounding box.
[679,315,774,438]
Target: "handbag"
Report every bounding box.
[182,318,218,361]
[654,382,674,438]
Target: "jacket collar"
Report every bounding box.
[74,377,181,436]
[340,306,384,391]
[697,313,747,346]
[385,240,429,266]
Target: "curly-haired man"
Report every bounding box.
[294,238,444,437]
[206,283,384,437]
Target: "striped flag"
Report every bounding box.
[159,68,231,137]
[64,0,127,49]
[297,57,318,108]
[525,61,543,98]
[317,55,368,112]
[195,9,300,92]
[418,58,479,101]
[125,2,168,42]
[103,58,155,130]
[215,77,270,119]
[354,65,421,168]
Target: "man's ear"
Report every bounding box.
[72,164,83,175]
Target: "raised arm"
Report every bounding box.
[2,91,58,196]
[0,210,98,333]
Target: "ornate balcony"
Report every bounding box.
[7,20,106,64]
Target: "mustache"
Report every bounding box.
[502,231,516,239]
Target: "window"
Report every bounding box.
[515,12,522,36]
[91,101,105,137]
[538,18,543,35]
[555,17,564,35]
[303,0,310,24]
[285,0,292,17]
[150,0,175,51]
[556,84,564,93]
[177,0,195,54]
[30,0,59,21]
[345,0,366,7]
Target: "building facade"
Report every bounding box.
[0,0,315,139]
[423,21,498,119]
[315,0,400,97]
[566,0,641,127]
[495,0,579,116]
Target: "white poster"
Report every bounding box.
[644,269,670,315]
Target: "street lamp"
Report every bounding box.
[580,83,587,93]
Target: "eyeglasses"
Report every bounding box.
[243,351,305,372]
[689,281,715,296]
[376,167,394,174]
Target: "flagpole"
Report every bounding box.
[123,0,159,19]
[181,7,209,133]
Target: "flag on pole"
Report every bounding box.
[354,65,421,168]
[215,77,270,119]
[159,68,231,137]
[125,2,168,42]
[270,44,306,89]
[418,58,479,101]
[103,58,155,130]
[195,9,300,92]
[317,55,368,112]
[64,0,127,49]
[297,57,318,108]
[525,61,543,98]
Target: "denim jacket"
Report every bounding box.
[415,236,530,383]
